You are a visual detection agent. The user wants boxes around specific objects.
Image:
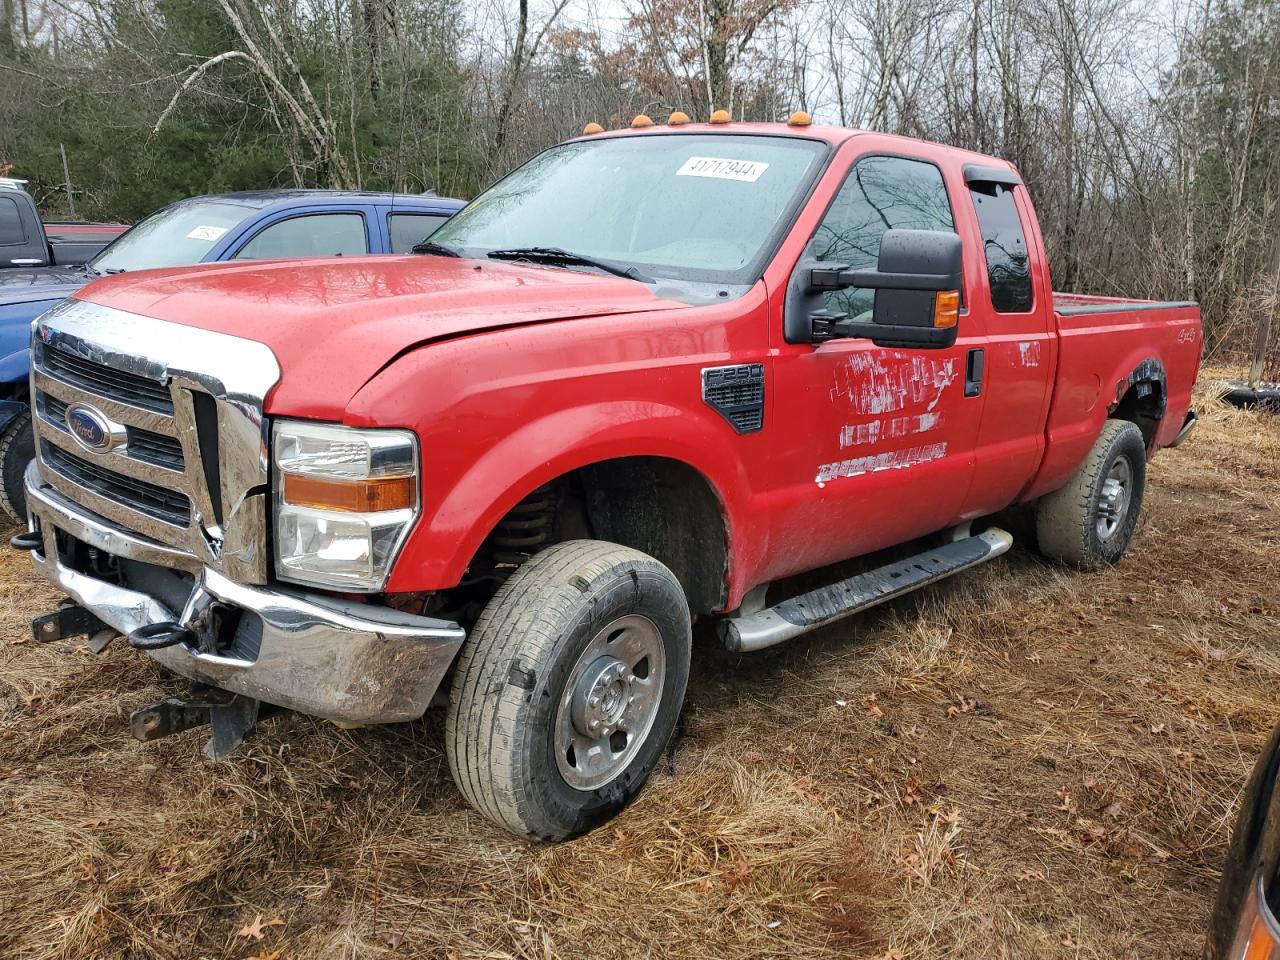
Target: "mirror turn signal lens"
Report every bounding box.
[933,290,960,329]
[283,473,414,513]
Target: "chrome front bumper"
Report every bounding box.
[24,464,466,724]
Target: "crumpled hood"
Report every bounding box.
[72,255,690,417]
[0,265,90,308]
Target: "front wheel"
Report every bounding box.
[0,412,33,524]
[445,540,691,840]
[1035,419,1148,570]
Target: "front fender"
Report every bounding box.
[385,400,751,594]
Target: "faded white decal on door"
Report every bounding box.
[830,352,957,415]
[838,412,943,448]
[815,442,949,487]
[1018,341,1042,367]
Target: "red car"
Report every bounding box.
[16,116,1201,839]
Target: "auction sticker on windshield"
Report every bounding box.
[676,157,770,182]
[185,225,229,242]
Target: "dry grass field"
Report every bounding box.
[1,371,1277,960]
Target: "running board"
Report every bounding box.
[719,528,1013,653]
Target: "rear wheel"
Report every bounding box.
[0,412,33,524]
[445,540,691,840]
[1035,419,1147,570]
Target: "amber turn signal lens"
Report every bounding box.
[582,122,604,135]
[1244,917,1280,960]
[283,473,414,513]
[933,290,960,328]
[708,109,731,124]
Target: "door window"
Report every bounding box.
[0,196,27,246]
[811,156,955,321]
[388,213,449,253]
[234,213,368,260]
[968,182,1032,312]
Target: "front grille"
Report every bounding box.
[41,441,191,526]
[40,343,175,414]
[43,394,184,470]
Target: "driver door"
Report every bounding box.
[764,150,987,578]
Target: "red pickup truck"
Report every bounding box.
[16,118,1201,840]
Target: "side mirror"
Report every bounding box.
[805,229,963,349]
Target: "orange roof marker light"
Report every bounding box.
[582,122,604,135]
[708,109,731,124]
[668,111,691,126]
[788,111,812,127]
[631,114,654,128]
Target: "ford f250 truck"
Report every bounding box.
[14,117,1202,840]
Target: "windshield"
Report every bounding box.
[90,200,252,273]
[430,134,829,284]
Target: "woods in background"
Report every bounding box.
[0,0,1277,359]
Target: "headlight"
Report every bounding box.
[272,419,419,591]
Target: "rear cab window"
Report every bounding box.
[968,180,1033,313]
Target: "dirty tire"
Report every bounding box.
[0,412,33,524]
[445,540,691,840]
[1035,419,1147,570]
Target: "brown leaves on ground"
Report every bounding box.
[0,371,1276,959]
[236,915,285,941]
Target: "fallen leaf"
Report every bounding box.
[236,915,285,941]
[1017,868,1047,883]
[1149,723,1165,734]
[1061,934,1080,948]
[1102,801,1123,819]
[1035,698,1058,711]
[246,952,282,960]
[79,817,111,828]
[9,637,30,646]
[947,697,976,718]
[864,700,884,718]
[385,931,406,949]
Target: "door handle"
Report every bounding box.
[965,348,984,397]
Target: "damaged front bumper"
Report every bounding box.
[23,464,465,725]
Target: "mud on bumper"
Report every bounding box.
[22,465,465,724]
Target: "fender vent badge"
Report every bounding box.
[702,364,765,434]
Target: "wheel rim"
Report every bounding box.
[1096,455,1133,541]
[554,614,665,791]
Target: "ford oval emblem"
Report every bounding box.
[65,402,125,455]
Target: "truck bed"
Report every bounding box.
[1023,290,1202,502]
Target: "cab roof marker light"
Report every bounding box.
[582,122,604,135]
[788,111,812,127]
[708,109,731,124]
[631,114,654,128]
[668,111,690,126]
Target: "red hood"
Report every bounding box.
[74,255,688,418]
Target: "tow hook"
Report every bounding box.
[128,621,196,650]
[10,529,41,551]
[130,686,270,759]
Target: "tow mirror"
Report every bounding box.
[805,228,963,349]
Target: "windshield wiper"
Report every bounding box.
[485,246,653,284]
[411,240,461,257]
